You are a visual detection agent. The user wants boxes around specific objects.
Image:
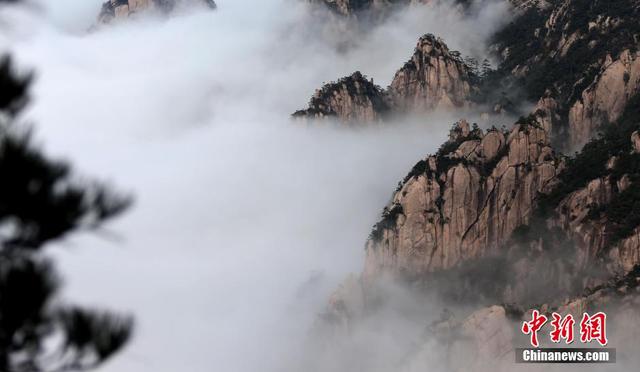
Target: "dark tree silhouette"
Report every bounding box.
[0,4,134,369]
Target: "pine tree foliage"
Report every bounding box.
[0,3,134,369]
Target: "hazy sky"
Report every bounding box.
[0,1,512,371]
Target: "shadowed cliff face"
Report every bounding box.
[489,0,640,150]
[567,50,640,149]
[97,0,216,24]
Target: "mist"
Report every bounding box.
[0,1,515,371]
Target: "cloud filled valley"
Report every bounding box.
[3,0,640,371]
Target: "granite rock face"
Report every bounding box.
[568,50,640,149]
[361,122,640,298]
[294,35,477,123]
[292,72,391,123]
[304,1,640,368]
[492,0,640,149]
[364,119,557,281]
[323,120,640,351]
[388,34,476,112]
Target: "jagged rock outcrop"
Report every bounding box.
[319,101,640,372]
[547,118,640,277]
[98,0,216,24]
[532,92,561,135]
[359,93,640,297]
[311,1,640,366]
[364,119,557,281]
[292,72,390,123]
[304,0,640,140]
[548,171,640,277]
[389,34,477,112]
[362,104,640,297]
[568,50,640,149]
[491,0,640,149]
[294,35,477,122]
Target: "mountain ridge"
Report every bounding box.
[311,1,640,369]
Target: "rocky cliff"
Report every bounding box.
[292,72,391,123]
[304,0,640,145]
[389,34,477,112]
[567,50,640,148]
[98,0,216,24]
[365,119,556,278]
[310,1,640,369]
[489,0,640,149]
[363,91,640,296]
[294,34,477,122]
[544,94,640,276]
[362,118,586,306]
[324,111,640,370]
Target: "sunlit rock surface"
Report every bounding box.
[388,34,477,112]
[294,35,477,123]
[292,72,391,123]
[364,119,557,279]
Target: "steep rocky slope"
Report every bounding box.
[98,0,216,24]
[363,92,640,299]
[323,104,640,370]
[294,34,477,122]
[304,0,640,146]
[314,1,640,370]
[363,118,576,305]
[388,34,477,112]
[311,0,640,310]
[541,94,640,276]
[365,119,555,277]
[488,0,640,149]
